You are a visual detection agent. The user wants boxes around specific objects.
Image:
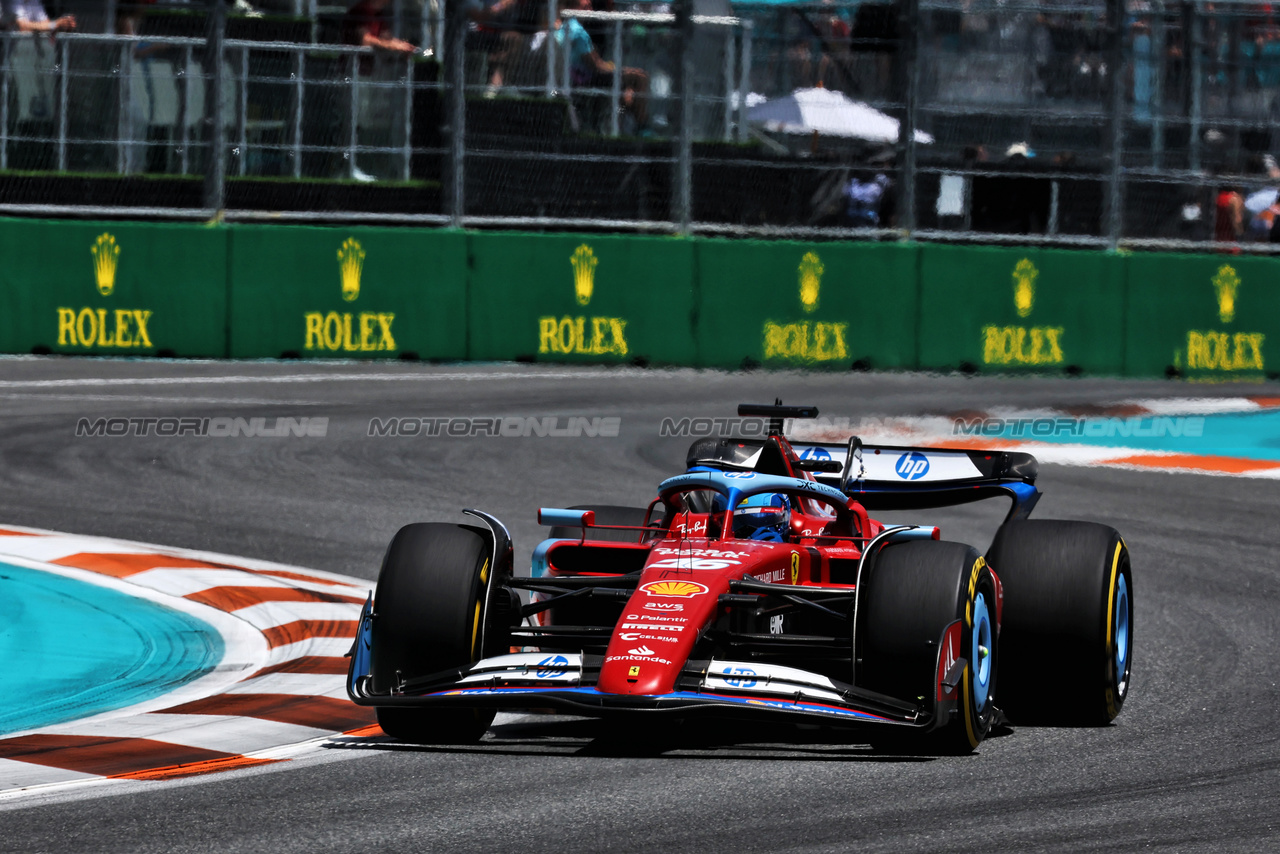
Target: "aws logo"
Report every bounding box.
[981,257,1064,367]
[304,237,396,353]
[762,251,848,362]
[1180,264,1264,372]
[538,243,629,357]
[56,232,155,350]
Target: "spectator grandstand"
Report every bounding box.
[0,0,1279,249]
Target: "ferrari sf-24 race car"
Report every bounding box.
[347,403,1133,753]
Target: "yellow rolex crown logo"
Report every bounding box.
[337,238,366,302]
[798,251,824,313]
[571,244,597,306]
[91,233,120,297]
[1212,263,1239,324]
[1012,258,1038,318]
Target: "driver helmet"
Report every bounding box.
[732,493,791,542]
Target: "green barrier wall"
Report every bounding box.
[1125,253,1278,380]
[228,225,467,359]
[0,216,1276,380]
[918,244,1127,375]
[0,219,227,357]
[466,233,696,364]
[695,240,920,369]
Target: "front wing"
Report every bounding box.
[347,602,956,731]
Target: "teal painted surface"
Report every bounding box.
[975,410,1280,461]
[0,564,224,736]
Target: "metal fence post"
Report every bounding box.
[402,55,413,180]
[610,18,621,136]
[56,39,68,171]
[203,0,227,212]
[117,41,128,173]
[722,26,734,142]
[348,58,359,175]
[545,0,555,96]
[293,49,304,178]
[1190,1,1203,173]
[737,21,751,144]
[0,35,8,171]
[446,0,466,226]
[181,44,192,175]
[672,0,694,233]
[1105,0,1126,248]
[896,0,919,235]
[238,47,249,176]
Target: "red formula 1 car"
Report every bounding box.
[347,403,1133,753]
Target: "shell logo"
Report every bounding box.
[640,580,708,598]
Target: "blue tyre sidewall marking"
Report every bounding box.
[972,591,993,711]
[1114,572,1130,695]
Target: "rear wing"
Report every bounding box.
[790,441,1041,522]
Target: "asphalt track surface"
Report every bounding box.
[1,358,1278,853]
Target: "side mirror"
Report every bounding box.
[537,508,596,528]
[838,436,864,494]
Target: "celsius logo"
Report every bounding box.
[535,654,569,678]
[895,452,930,480]
[799,446,831,461]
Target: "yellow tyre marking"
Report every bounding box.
[470,558,491,659]
[1104,540,1124,719]
[470,600,482,658]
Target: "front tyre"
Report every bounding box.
[987,520,1133,726]
[858,540,1000,754]
[371,523,497,744]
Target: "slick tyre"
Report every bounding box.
[858,540,999,755]
[371,523,496,744]
[550,505,657,543]
[986,520,1132,726]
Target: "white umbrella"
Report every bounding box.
[1245,187,1278,214]
[746,87,934,144]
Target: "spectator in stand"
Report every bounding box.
[3,0,74,35]
[465,0,525,96]
[1215,184,1245,248]
[554,0,648,128]
[343,0,416,57]
[342,0,418,181]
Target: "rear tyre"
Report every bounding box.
[550,505,656,543]
[371,523,497,744]
[986,520,1133,726]
[858,540,999,754]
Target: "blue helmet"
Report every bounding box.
[732,493,791,542]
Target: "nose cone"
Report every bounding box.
[596,569,726,695]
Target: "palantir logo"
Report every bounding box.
[535,654,569,678]
[895,451,930,480]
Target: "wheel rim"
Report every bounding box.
[1114,573,1131,695]
[971,591,993,710]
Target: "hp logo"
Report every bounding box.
[799,446,831,461]
[895,452,930,480]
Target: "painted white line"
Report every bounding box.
[0,759,99,790]
[125,568,292,597]
[224,673,348,698]
[233,601,362,630]
[0,369,649,389]
[36,714,333,755]
[267,637,359,664]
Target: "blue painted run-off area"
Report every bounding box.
[0,563,223,736]
[976,409,1280,461]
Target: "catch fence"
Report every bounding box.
[2,0,1279,249]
